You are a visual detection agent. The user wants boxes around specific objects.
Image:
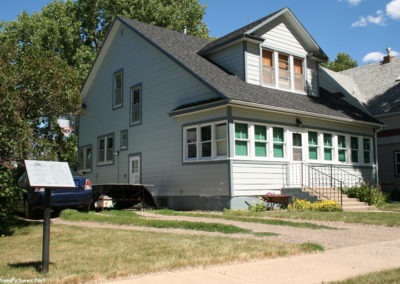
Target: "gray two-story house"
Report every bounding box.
[78,8,382,210]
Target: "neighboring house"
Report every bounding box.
[78,8,382,210]
[320,54,400,198]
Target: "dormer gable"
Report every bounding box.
[200,8,327,97]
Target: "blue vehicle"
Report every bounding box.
[17,170,92,219]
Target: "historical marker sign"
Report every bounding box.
[24,160,75,188]
[24,160,75,273]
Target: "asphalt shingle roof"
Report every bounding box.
[118,16,380,125]
[339,57,400,116]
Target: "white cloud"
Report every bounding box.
[352,10,386,27]
[362,50,399,63]
[387,0,400,20]
[339,0,363,6]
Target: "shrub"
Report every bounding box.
[343,184,388,207]
[246,197,267,212]
[288,198,342,212]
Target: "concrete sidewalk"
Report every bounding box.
[107,239,400,284]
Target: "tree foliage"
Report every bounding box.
[322,52,358,72]
[0,0,209,234]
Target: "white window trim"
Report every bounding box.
[183,121,227,162]
[260,48,307,95]
[233,121,287,161]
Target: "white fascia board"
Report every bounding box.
[246,8,325,60]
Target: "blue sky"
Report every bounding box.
[1,0,399,65]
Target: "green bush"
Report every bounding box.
[0,165,24,236]
[343,184,388,207]
[288,198,342,212]
[246,198,267,212]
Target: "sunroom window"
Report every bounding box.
[273,127,285,158]
[254,125,267,157]
[338,135,347,162]
[324,133,333,161]
[78,146,92,171]
[363,138,371,164]
[235,123,249,156]
[308,131,318,160]
[184,122,227,161]
[351,137,359,163]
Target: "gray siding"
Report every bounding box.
[245,42,261,85]
[79,25,230,198]
[208,43,244,80]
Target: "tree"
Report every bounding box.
[322,52,358,72]
[76,0,209,51]
[0,0,209,234]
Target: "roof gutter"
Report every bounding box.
[229,99,383,128]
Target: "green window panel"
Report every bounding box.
[338,135,346,148]
[273,144,284,158]
[308,131,318,145]
[254,125,266,141]
[255,142,267,157]
[235,123,248,139]
[338,149,346,162]
[324,133,332,146]
[235,141,248,156]
[324,148,332,161]
[273,127,284,142]
[309,146,318,160]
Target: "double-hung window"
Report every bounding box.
[78,146,92,172]
[254,125,267,157]
[351,137,359,163]
[130,84,141,125]
[262,49,305,93]
[200,125,212,158]
[98,134,114,165]
[363,138,371,164]
[308,131,318,160]
[184,122,227,161]
[215,123,227,156]
[113,70,123,108]
[273,127,285,158]
[337,135,347,162]
[323,133,333,161]
[235,123,249,156]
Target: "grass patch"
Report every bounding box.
[153,209,336,230]
[379,202,400,213]
[61,209,253,235]
[329,267,400,284]
[0,221,321,283]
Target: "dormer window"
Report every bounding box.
[262,49,305,93]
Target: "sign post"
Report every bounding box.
[24,160,75,273]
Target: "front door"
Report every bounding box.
[288,132,306,187]
[129,155,140,184]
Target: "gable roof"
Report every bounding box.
[81,10,381,126]
[338,57,400,116]
[199,7,328,61]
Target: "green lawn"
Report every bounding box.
[329,267,400,284]
[0,216,320,283]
